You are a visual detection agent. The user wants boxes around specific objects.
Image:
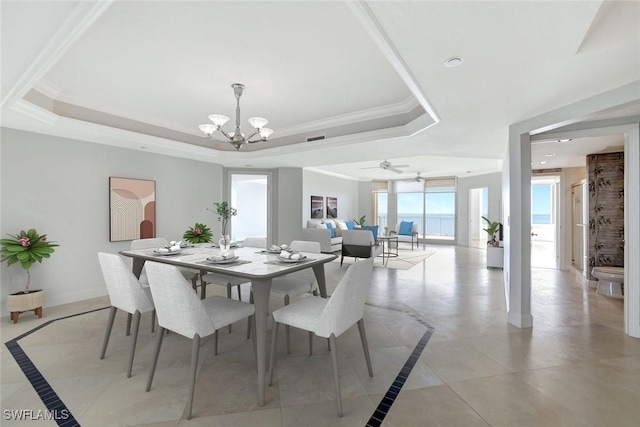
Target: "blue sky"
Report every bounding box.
[531,184,551,215]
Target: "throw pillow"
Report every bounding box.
[316,223,328,230]
[399,221,413,236]
[361,225,378,241]
[335,220,348,230]
[325,222,336,238]
[345,220,355,230]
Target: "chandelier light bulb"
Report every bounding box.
[248,117,268,129]
[259,128,274,139]
[199,124,216,136]
[208,114,230,127]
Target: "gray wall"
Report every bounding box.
[0,128,223,314]
[302,170,361,223]
[276,168,303,245]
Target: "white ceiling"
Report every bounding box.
[2,0,639,181]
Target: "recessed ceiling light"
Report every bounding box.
[556,138,572,143]
[539,161,548,165]
[545,153,556,157]
[245,164,253,167]
[444,56,464,67]
[139,146,147,150]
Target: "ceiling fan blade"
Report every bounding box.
[393,164,410,168]
[387,166,403,174]
[361,166,381,170]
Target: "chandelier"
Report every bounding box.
[199,83,273,151]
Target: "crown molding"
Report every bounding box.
[347,1,440,125]
[9,99,59,126]
[0,1,114,109]
[274,95,419,138]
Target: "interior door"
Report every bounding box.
[531,177,559,269]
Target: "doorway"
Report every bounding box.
[531,176,560,269]
[469,187,489,248]
[230,173,270,241]
[571,181,588,274]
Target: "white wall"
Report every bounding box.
[457,172,502,247]
[0,128,223,314]
[302,170,360,224]
[276,168,303,245]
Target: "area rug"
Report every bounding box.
[333,249,436,270]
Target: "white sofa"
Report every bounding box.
[302,218,349,253]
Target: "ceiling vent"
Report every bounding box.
[306,135,325,142]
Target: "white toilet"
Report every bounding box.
[591,266,624,299]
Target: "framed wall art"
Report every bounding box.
[311,195,324,218]
[109,177,156,241]
[326,196,337,218]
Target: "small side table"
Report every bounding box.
[378,235,399,266]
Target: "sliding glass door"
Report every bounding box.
[395,178,456,241]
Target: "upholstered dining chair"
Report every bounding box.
[98,252,155,378]
[268,257,374,417]
[144,261,255,420]
[340,229,382,266]
[200,236,266,332]
[269,240,321,354]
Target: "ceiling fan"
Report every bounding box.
[403,172,425,182]
[362,159,410,174]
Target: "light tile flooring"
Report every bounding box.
[2,245,639,426]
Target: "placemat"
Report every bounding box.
[264,258,315,266]
[197,259,252,267]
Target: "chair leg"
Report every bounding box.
[357,319,373,377]
[214,330,219,355]
[329,334,343,417]
[187,334,201,420]
[268,322,279,386]
[237,284,242,301]
[146,326,165,392]
[126,312,132,336]
[340,255,344,266]
[151,310,156,333]
[100,306,117,359]
[246,290,254,340]
[227,285,233,333]
[285,295,291,354]
[127,310,141,378]
[308,331,314,356]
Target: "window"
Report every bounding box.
[372,181,388,229]
[395,178,456,240]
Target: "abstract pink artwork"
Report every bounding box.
[109,177,156,241]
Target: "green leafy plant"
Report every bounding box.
[353,215,367,226]
[1,229,59,292]
[481,216,500,247]
[182,223,213,244]
[209,202,238,237]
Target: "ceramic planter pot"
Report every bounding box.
[6,289,44,323]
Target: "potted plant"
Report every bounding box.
[1,228,59,323]
[209,202,237,254]
[183,223,213,244]
[353,215,366,228]
[482,216,501,247]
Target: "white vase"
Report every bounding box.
[219,235,231,255]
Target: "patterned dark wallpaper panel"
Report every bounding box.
[588,152,624,279]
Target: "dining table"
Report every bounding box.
[119,244,337,406]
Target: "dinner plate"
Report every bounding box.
[154,249,182,256]
[264,248,284,254]
[276,255,307,263]
[206,256,240,264]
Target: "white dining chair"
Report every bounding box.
[200,237,266,332]
[268,257,374,417]
[144,261,255,420]
[269,240,321,354]
[98,252,155,378]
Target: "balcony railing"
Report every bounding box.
[377,214,455,238]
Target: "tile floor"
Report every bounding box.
[2,245,639,426]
